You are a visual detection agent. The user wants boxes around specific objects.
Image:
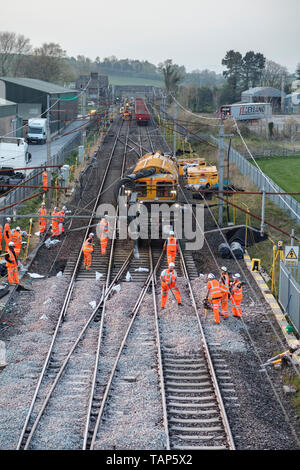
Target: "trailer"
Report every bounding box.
[220,102,272,121]
[0,137,31,174]
[135,98,150,125]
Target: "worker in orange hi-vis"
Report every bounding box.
[163,230,178,265]
[160,262,182,309]
[82,233,94,270]
[11,227,24,258]
[4,218,11,251]
[230,273,243,318]
[42,169,48,192]
[219,266,230,318]
[5,241,19,285]
[205,273,222,324]
[38,202,47,237]
[99,215,109,255]
[51,207,60,238]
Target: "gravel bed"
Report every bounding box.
[93,285,166,450]
[191,228,300,449]
[0,276,69,449]
[27,279,103,450]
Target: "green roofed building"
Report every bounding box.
[0,77,78,136]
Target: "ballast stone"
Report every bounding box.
[0,341,7,370]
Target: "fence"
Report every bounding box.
[210,135,300,226]
[0,131,82,225]
[240,148,300,159]
[279,261,300,335]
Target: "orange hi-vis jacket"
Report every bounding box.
[231,281,243,301]
[6,245,18,267]
[100,219,109,233]
[220,273,230,294]
[161,268,178,288]
[83,240,94,255]
[11,231,22,256]
[166,235,177,252]
[207,279,222,300]
[38,206,47,230]
[42,171,48,191]
[4,223,11,247]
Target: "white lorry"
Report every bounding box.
[0,137,32,174]
[220,102,272,121]
[27,118,47,144]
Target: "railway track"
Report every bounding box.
[15,118,140,449]
[14,113,235,450]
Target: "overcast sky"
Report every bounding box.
[2,0,299,73]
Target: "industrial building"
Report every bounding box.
[241,87,284,111]
[0,98,18,137]
[0,77,78,137]
[76,72,109,105]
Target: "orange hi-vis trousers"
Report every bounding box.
[167,249,176,265]
[161,281,181,308]
[83,252,92,270]
[208,298,222,324]
[6,264,19,285]
[221,293,229,316]
[231,295,242,317]
[100,233,108,255]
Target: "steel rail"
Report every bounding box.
[177,242,235,450]
[82,120,131,449]
[16,119,124,450]
[89,246,165,450]
[150,248,171,450]
[22,250,133,451]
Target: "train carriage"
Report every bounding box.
[135,98,150,125]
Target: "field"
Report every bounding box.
[253,156,300,203]
[108,74,164,87]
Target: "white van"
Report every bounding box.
[0,137,31,174]
[27,118,47,144]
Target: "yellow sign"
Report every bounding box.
[284,245,299,262]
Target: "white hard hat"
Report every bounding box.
[221,266,227,272]
[89,233,94,237]
[6,218,11,222]
[169,262,175,268]
[16,226,20,231]
[62,206,67,211]
[233,273,241,279]
[169,230,175,236]
[54,207,58,211]
[104,214,108,219]
[208,273,215,279]
[8,241,15,247]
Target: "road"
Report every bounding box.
[28,118,88,167]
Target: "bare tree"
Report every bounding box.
[0,31,31,76]
[260,60,288,89]
[22,43,75,84]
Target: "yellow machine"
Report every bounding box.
[185,165,218,191]
[122,110,131,121]
[115,151,178,202]
[177,157,206,176]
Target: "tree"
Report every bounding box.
[0,31,31,76]
[22,43,74,84]
[158,59,184,99]
[242,51,265,89]
[222,50,243,102]
[260,60,288,89]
